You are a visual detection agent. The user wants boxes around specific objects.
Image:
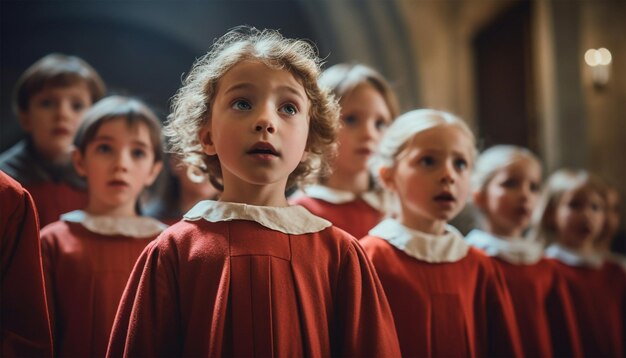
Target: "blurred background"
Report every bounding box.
[1,0,624,244]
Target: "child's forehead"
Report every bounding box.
[35,81,91,96]
[218,60,306,90]
[93,117,152,141]
[407,125,474,153]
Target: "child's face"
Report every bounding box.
[334,83,392,176]
[201,61,310,201]
[599,188,621,244]
[476,158,541,236]
[74,118,162,216]
[19,82,92,160]
[554,186,605,249]
[383,125,473,231]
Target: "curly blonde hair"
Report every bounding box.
[165,26,339,190]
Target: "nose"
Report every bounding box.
[57,100,73,120]
[113,150,131,172]
[440,162,456,184]
[253,106,276,134]
[361,119,378,140]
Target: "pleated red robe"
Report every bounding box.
[41,220,160,357]
[548,258,626,357]
[107,219,401,357]
[362,235,524,358]
[0,170,53,357]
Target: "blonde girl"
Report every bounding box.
[107,27,400,357]
[361,109,523,357]
[531,168,625,357]
[292,63,399,238]
[466,145,582,357]
[40,96,165,357]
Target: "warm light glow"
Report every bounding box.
[585,49,598,67]
[597,48,612,65]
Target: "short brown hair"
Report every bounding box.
[74,96,163,164]
[165,26,339,190]
[14,53,106,114]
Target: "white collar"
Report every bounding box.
[183,200,331,235]
[303,184,384,210]
[465,229,544,265]
[61,210,167,238]
[545,243,604,268]
[369,218,469,263]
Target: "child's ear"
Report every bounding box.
[72,149,87,177]
[18,111,33,132]
[144,160,164,187]
[199,124,217,156]
[379,166,396,191]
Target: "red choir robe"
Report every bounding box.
[466,230,583,357]
[0,139,88,227]
[546,243,626,357]
[361,219,524,358]
[107,200,401,357]
[40,211,165,357]
[290,184,385,239]
[0,170,53,357]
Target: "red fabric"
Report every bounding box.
[40,221,157,357]
[548,259,626,357]
[1,171,53,357]
[26,182,87,228]
[361,235,524,358]
[107,220,401,357]
[291,196,382,239]
[491,258,583,357]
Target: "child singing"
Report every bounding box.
[291,63,399,238]
[531,169,625,357]
[361,109,523,357]
[40,96,165,357]
[466,145,582,357]
[107,27,400,357]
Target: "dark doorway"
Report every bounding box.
[473,1,536,151]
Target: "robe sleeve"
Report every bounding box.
[332,239,401,357]
[1,173,53,357]
[546,271,583,357]
[106,237,182,358]
[486,263,524,358]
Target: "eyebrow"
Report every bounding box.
[92,135,150,148]
[224,82,307,101]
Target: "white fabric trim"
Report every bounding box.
[61,210,167,238]
[465,229,544,265]
[369,218,469,263]
[303,184,385,211]
[184,200,331,235]
[545,243,604,268]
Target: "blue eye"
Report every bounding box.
[342,115,358,126]
[454,158,468,170]
[232,99,252,111]
[375,119,388,131]
[419,156,435,167]
[281,104,298,116]
[132,149,147,159]
[95,144,112,154]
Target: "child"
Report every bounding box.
[0,53,106,227]
[361,109,523,357]
[107,27,401,357]
[291,63,399,238]
[532,169,626,357]
[595,183,626,269]
[466,145,582,357]
[144,153,219,225]
[1,170,53,357]
[40,96,165,357]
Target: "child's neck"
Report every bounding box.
[84,201,137,217]
[180,190,209,214]
[560,239,596,256]
[220,185,288,207]
[325,170,369,194]
[398,210,447,235]
[485,222,524,239]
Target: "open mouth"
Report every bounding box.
[247,142,280,157]
[108,179,129,187]
[434,192,455,202]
